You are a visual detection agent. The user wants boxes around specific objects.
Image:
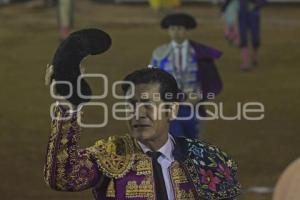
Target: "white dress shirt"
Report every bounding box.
[171,40,189,71]
[138,134,175,200]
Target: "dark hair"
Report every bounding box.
[122,68,180,102]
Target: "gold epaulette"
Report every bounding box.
[88,134,136,179]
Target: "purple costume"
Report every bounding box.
[44,106,240,199]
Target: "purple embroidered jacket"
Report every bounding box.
[44,106,241,199]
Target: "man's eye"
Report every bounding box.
[125,104,133,109]
[128,101,136,107]
[134,103,155,110]
[144,104,152,109]
[132,103,138,109]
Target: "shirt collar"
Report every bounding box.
[138,134,175,161]
[171,39,189,49]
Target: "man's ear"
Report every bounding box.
[169,102,179,121]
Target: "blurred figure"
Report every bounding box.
[27,0,69,40]
[149,0,181,13]
[238,0,267,70]
[58,0,74,40]
[221,0,240,46]
[150,13,223,139]
[26,0,57,8]
[44,0,57,6]
[273,158,300,200]
[0,0,10,5]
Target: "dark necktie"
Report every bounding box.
[177,45,183,73]
[147,151,169,200]
[176,45,185,90]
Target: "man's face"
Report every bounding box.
[126,83,172,143]
[168,25,188,43]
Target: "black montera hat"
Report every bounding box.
[161,13,197,30]
[51,28,112,105]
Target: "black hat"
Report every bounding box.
[51,28,112,105]
[161,13,197,30]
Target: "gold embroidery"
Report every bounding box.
[135,158,152,175]
[56,114,79,190]
[125,179,154,198]
[126,181,138,197]
[106,180,115,197]
[176,189,194,199]
[170,161,196,200]
[91,135,136,178]
[44,107,62,186]
[45,106,98,191]
[171,162,189,183]
[57,150,68,161]
[61,137,69,145]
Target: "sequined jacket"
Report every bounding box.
[44,106,241,199]
[151,40,223,102]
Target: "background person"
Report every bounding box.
[150,13,223,139]
[220,0,240,46]
[238,0,267,70]
[58,0,74,40]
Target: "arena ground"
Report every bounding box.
[0,1,300,199]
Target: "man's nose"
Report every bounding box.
[134,103,149,119]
